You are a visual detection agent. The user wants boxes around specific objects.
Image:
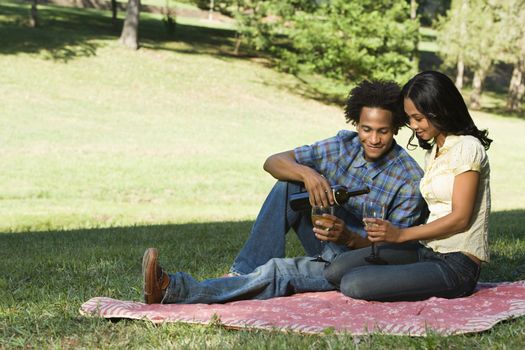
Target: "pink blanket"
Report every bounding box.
[80,281,525,336]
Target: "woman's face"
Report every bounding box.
[404,98,442,143]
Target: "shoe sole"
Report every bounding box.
[142,247,158,304]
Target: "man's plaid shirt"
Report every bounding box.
[294,130,427,237]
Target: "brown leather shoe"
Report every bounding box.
[142,248,169,304]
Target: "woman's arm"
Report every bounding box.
[366,170,480,243]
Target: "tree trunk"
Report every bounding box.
[455,0,468,90]
[111,0,118,28]
[456,55,464,90]
[233,34,242,55]
[470,69,486,110]
[120,0,140,50]
[29,0,38,28]
[208,0,214,21]
[410,0,419,70]
[506,61,525,111]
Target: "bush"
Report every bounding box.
[235,0,419,83]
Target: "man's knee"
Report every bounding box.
[323,263,343,286]
[273,180,289,193]
[266,181,293,204]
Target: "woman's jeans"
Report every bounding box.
[324,243,481,301]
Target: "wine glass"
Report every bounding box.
[363,201,388,265]
[311,205,335,263]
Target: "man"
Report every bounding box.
[142,80,427,304]
[228,79,427,276]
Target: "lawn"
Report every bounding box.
[1,1,525,348]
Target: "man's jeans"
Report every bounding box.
[230,181,353,275]
[162,252,339,304]
[324,243,481,301]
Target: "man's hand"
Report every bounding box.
[313,214,371,249]
[302,168,333,207]
[263,150,333,207]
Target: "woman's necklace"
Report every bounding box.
[435,147,442,158]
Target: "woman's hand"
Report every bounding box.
[364,218,403,243]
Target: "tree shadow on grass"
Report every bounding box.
[477,104,525,121]
[482,209,525,282]
[0,221,252,306]
[0,210,523,308]
[0,1,243,61]
[0,2,118,60]
[140,20,241,57]
[2,2,522,112]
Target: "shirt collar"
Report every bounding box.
[433,134,462,157]
[352,140,400,179]
[353,149,368,168]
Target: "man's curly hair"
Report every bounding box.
[344,80,406,131]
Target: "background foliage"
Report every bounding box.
[234,0,419,83]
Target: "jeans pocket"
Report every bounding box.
[443,253,480,296]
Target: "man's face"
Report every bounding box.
[356,107,396,162]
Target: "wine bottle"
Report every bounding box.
[289,184,370,212]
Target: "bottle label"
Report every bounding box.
[333,188,342,206]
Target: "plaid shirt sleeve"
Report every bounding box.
[293,135,343,175]
[384,159,428,229]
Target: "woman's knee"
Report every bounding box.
[323,252,363,285]
[339,273,373,300]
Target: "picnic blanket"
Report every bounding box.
[80,281,525,336]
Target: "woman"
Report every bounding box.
[323,70,492,301]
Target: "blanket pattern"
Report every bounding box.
[80,281,525,336]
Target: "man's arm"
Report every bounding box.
[263,150,309,182]
[263,150,333,207]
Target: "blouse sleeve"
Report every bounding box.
[449,137,487,176]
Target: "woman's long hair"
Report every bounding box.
[401,71,492,150]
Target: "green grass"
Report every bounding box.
[1,1,525,348]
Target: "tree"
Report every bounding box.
[235,0,419,83]
[507,57,525,111]
[464,0,501,110]
[111,0,118,28]
[437,0,502,109]
[29,0,38,27]
[233,0,271,52]
[498,0,525,112]
[417,0,452,25]
[410,0,420,69]
[208,0,215,20]
[193,0,236,16]
[120,0,141,50]
[436,0,469,90]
